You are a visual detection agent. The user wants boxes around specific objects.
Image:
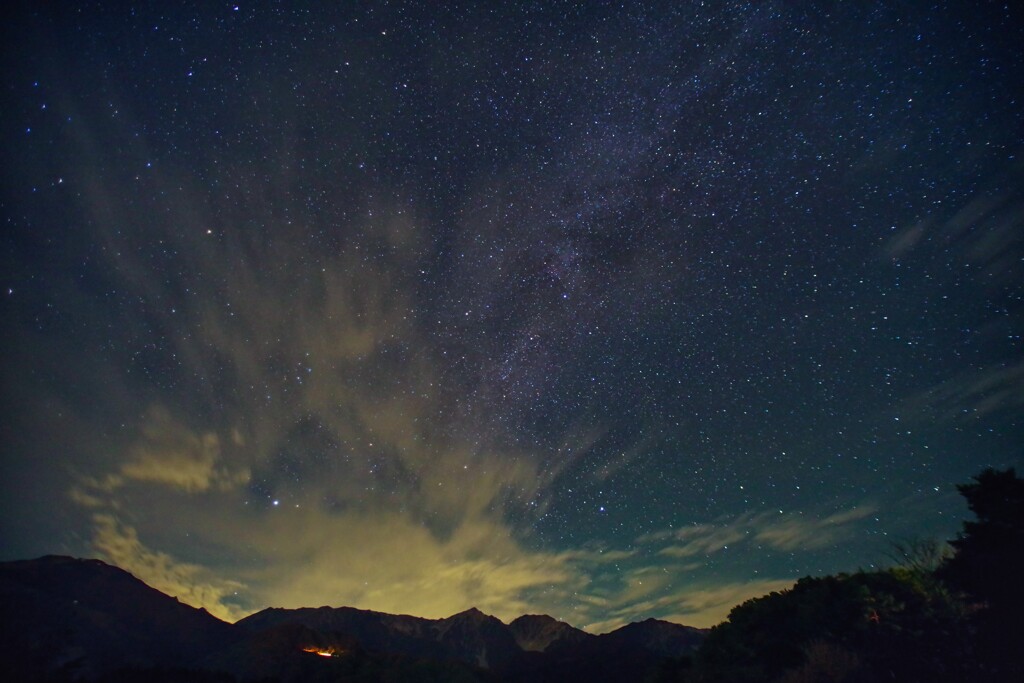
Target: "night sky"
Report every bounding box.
[2,2,1021,632]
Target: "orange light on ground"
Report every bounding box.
[302,647,334,657]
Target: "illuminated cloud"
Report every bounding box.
[237,509,581,623]
[78,406,248,495]
[656,579,799,629]
[582,578,798,632]
[90,513,247,622]
[54,178,598,623]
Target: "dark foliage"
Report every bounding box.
[672,467,1024,683]
[938,467,1024,682]
[940,467,1024,609]
[690,569,969,683]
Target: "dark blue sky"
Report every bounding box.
[2,1,1021,631]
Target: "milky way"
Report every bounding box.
[1,3,1021,631]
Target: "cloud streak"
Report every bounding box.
[79,406,249,495]
[648,506,877,559]
[89,513,247,622]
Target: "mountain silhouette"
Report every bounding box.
[599,617,705,657]
[0,555,238,681]
[508,614,591,652]
[0,555,706,682]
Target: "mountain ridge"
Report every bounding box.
[0,555,706,682]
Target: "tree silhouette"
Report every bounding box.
[692,571,967,682]
[939,467,1024,681]
[941,467,1024,607]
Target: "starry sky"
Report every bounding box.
[1,2,1021,632]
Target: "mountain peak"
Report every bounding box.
[0,555,239,679]
[511,613,557,624]
[509,613,592,652]
[602,617,706,658]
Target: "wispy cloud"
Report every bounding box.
[656,521,749,558]
[583,578,797,632]
[657,578,798,629]
[754,507,876,551]
[77,405,249,495]
[90,513,247,622]
[901,361,1024,423]
[647,505,876,558]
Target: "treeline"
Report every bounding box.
[656,467,1024,683]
